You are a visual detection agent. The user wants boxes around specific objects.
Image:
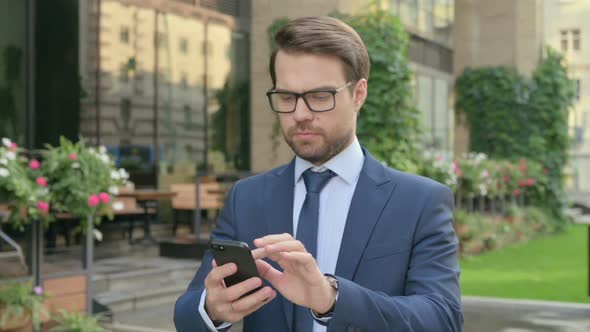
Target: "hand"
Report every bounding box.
[254,233,336,314]
[204,259,277,323]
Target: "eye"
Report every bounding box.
[278,94,295,101]
[309,92,331,101]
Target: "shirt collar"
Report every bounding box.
[294,136,364,185]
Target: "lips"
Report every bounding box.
[293,132,319,138]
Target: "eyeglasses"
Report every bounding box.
[266,81,354,113]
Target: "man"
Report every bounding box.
[175,16,462,332]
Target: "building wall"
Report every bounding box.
[545,0,590,191]
[453,0,545,155]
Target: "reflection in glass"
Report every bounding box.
[0,1,26,144]
[80,1,250,187]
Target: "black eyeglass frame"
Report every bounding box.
[266,81,355,113]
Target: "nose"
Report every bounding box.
[292,96,314,122]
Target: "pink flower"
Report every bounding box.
[513,189,521,196]
[526,178,536,186]
[99,192,110,204]
[36,201,49,213]
[36,176,47,187]
[88,194,100,207]
[33,286,43,296]
[29,159,40,170]
[8,142,17,151]
[69,153,77,161]
[453,161,463,176]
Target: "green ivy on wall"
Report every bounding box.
[267,7,422,171]
[343,9,421,172]
[212,80,251,170]
[455,48,576,220]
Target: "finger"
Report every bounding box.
[204,263,237,289]
[222,277,263,302]
[280,252,317,272]
[254,233,294,247]
[265,240,306,254]
[231,286,277,312]
[251,248,267,260]
[238,290,277,317]
[211,259,217,268]
[256,259,283,286]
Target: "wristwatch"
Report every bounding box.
[313,274,339,318]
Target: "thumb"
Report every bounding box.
[256,259,283,286]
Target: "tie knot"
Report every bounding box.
[302,169,336,193]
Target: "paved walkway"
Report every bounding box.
[463,296,590,332]
[112,295,590,331]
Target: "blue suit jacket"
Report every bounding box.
[175,149,462,331]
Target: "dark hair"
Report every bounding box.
[269,16,370,87]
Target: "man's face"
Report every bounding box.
[273,51,367,165]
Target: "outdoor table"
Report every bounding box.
[117,189,176,244]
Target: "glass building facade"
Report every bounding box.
[79,0,251,187]
[386,0,455,153]
[0,1,27,145]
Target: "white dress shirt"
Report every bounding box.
[199,137,364,332]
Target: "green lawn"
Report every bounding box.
[460,224,590,303]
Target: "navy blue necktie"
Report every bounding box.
[294,168,336,332]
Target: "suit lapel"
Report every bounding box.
[335,150,397,280]
[263,159,295,331]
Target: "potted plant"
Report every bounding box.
[0,138,52,230]
[42,137,128,228]
[0,282,47,332]
[49,310,105,332]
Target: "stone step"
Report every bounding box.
[92,256,200,314]
[102,321,175,332]
[93,263,197,294]
[95,283,187,313]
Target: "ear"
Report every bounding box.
[353,78,368,112]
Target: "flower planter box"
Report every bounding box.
[42,275,87,315]
[0,310,32,332]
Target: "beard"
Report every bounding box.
[283,125,354,165]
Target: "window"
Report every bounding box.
[572,29,581,50]
[575,79,581,101]
[560,30,569,51]
[120,99,132,130]
[181,72,188,90]
[157,32,168,48]
[179,37,189,54]
[120,26,129,44]
[120,63,129,83]
[184,105,192,130]
[561,29,581,52]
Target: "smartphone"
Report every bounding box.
[209,239,263,296]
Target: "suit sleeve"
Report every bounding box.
[173,183,240,332]
[327,184,463,332]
